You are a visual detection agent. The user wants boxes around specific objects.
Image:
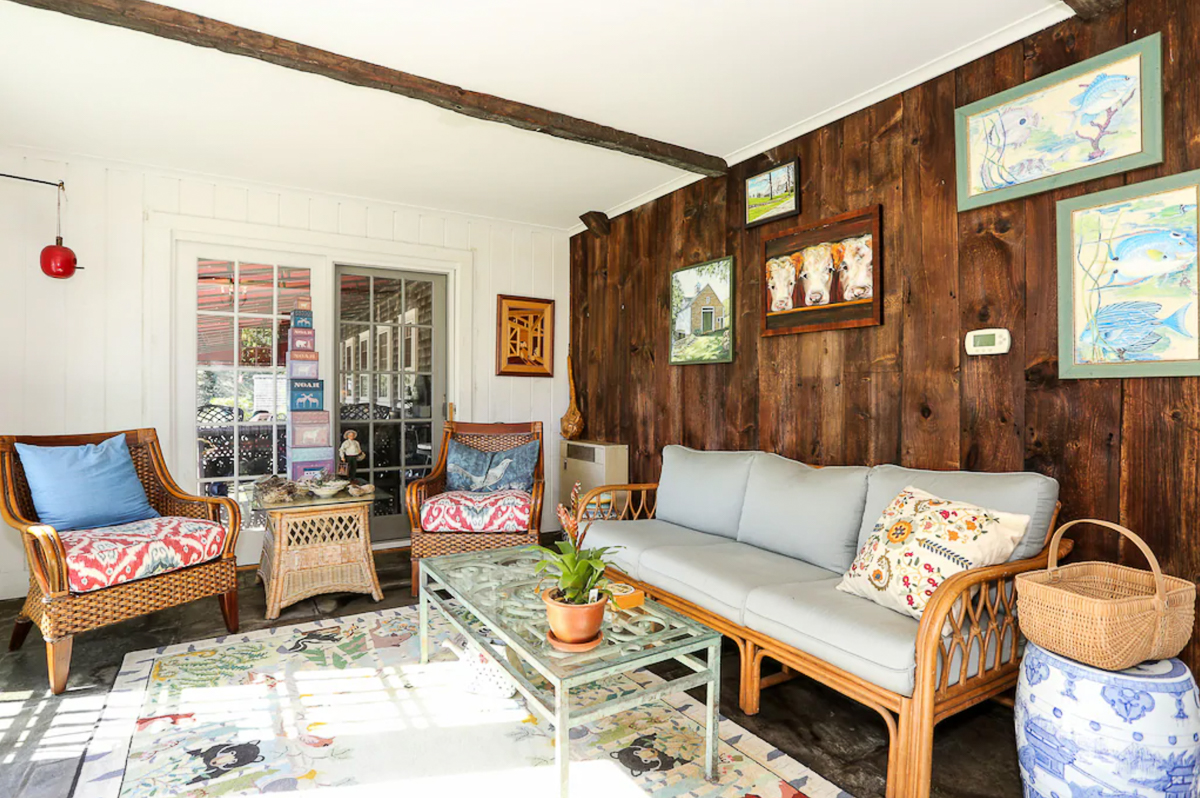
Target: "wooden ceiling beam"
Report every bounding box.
[8,0,729,177]
[1060,0,1124,21]
[579,211,611,237]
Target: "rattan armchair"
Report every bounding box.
[406,421,545,595]
[1,429,241,694]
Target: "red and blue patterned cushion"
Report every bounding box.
[420,490,532,533]
[59,516,228,593]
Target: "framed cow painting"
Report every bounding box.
[761,205,882,337]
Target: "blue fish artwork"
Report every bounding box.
[1070,72,1137,120]
[1068,182,1200,373]
[1079,301,1192,360]
[964,47,1149,204]
[1095,230,1198,288]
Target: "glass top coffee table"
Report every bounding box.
[418,546,721,796]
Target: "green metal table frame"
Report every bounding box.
[418,546,721,796]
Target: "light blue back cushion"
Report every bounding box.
[15,434,159,531]
[655,445,757,538]
[737,454,870,573]
[445,439,539,493]
[856,464,1060,562]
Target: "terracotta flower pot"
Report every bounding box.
[542,588,607,644]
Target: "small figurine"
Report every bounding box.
[339,429,366,481]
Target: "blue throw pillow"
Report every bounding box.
[445,439,539,493]
[15,434,160,531]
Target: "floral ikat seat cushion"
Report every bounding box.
[59,516,228,593]
[420,489,532,533]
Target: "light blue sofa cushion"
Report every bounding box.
[736,454,870,572]
[638,541,837,625]
[856,465,1060,562]
[15,434,159,532]
[744,579,1015,697]
[580,519,726,580]
[655,446,757,538]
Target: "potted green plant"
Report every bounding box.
[535,483,616,650]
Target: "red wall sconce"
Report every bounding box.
[2,173,81,279]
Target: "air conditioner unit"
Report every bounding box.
[559,440,628,514]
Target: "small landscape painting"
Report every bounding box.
[670,257,734,365]
[956,34,1162,211]
[1058,169,1200,378]
[745,160,799,227]
[762,205,882,336]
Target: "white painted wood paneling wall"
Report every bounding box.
[0,145,570,599]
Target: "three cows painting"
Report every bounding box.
[766,235,873,311]
[762,205,883,337]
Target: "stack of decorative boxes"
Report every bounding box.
[286,296,334,480]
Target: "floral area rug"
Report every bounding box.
[75,605,851,798]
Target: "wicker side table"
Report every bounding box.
[255,491,386,619]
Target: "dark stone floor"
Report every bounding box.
[0,551,1023,797]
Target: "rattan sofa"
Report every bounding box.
[406,420,545,595]
[1,429,241,694]
[576,446,1066,798]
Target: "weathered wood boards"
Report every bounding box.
[569,0,1200,676]
[10,0,728,177]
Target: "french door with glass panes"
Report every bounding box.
[336,266,447,543]
[176,243,328,543]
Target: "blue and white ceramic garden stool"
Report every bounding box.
[1016,642,1200,798]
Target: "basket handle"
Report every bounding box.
[1047,519,1168,605]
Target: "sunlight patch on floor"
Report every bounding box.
[0,691,109,763]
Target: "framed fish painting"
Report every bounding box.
[955,34,1162,212]
[1057,169,1200,379]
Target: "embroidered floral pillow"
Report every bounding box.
[837,486,1029,622]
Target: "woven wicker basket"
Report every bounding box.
[1016,519,1196,671]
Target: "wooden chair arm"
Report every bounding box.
[914,537,1075,689]
[530,478,545,532]
[405,472,447,535]
[22,523,69,595]
[209,496,242,557]
[141,436,241,556]
[157,490,242,558]
[574,484,658,545]
[1,479,69,595]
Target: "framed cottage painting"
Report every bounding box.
[670,257,734,365]
[745,160,799,228]
[761,205,882,337]
[496,294,554,376]
[1058,169,1200,378]
[956,34,1162,211]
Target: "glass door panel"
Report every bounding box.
[194,259,309,517]
[336,266,446,543]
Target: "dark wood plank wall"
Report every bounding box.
[569,0,1200,670]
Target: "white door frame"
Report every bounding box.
[149,212,474,492]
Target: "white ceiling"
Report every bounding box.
[0,0,1073,230]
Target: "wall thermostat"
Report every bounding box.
[965,328,1011,356]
